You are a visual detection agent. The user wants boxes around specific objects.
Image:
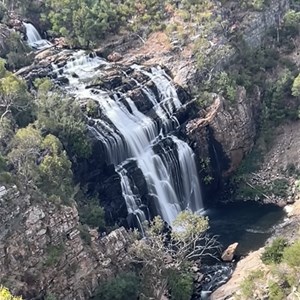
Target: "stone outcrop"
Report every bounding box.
[241,0,289,47]
[187,86,261,176]
[221,242,239,262]
[211,247,267,300]
[0,186,133,300]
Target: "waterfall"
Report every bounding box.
[117,164,146,235]
[23,22,52,50]
[52,51,204,226]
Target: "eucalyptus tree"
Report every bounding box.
[128,211,220,299]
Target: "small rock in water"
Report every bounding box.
[221,242,238,262]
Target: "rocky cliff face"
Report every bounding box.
[106,0,289,179]
[242,0,289,47]
[187,86,262,177]
[0,186,132,300]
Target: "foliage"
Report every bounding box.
[4,32,33,70]
[7,126,74,202]
[45,244,65,266]
[35,80,91,158]
[8,126,42,185]
[240,269,264,298]
[263,69,296,126]
[78,198,105,229]
[94,272,140,300]
[0,286,22,300]
[128,211,219,298]
[282,10,300,37]
[44,294,57,300]
[38,134,74,203]
[213,72,237,103]
[270,179,289,198]
[0,116,14,155]
[171,211,209,243]
[261,237,287,265]
[0,3,7,21]
[268,281,285,300]
[0,64,34,127]
[283,241,300,267]
[44,0,121,47]
[292,74,300,97]
[168,270,193,300]
[78,224,92,245]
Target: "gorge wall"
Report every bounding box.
[0,186,132,300]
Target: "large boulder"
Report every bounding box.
[221,242,239,262]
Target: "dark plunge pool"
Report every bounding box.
[207,201,286,257]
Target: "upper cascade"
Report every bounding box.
[23,22,52,50]
[51,51,204,226]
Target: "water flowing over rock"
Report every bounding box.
[23,22,52,50]
[50,50,204,226]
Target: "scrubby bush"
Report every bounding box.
[168,270,193,300]
[79,200,105,229]
[268,281,285,300]
[94,272,140,300]
[78,224,92,245]
[45,244,65,266]
[283,241,300,267]
[261,237,287,265]
[240,269,264,298]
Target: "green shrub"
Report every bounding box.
[283,241,300,267]
[79,199,105,229]
[78,224,92,245]
[168,270,193,300]
[94,272,140,300]
[268,281,285,300]
[240,269,264,298]
[261,238,287,265]
[45,244,64,266]
[45,294,57,300]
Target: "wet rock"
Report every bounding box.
[221,242,239,262]
[107,51,123,62]
[56,76,69,85]
[127,88,154,113]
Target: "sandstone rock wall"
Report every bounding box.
[242,0,289,47]
[187,86,261,176]
[0,186,132,300]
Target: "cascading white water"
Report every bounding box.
[117,164,146,235]
[52,52,204,226]
[23,22,52,50]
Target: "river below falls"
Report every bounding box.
[207,201,286,257]
[192,201,285,298]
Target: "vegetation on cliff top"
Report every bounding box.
[238,236,300,299]
[0,61,103,225]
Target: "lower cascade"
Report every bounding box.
[52,51,204,226]
[23,22,52,50]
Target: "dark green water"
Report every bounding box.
[207,201,286,256]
